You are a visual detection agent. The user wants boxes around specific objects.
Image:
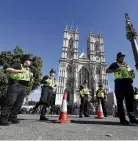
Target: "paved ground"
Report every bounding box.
[0,114,138,140]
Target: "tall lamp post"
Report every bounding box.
[125,13,138,70]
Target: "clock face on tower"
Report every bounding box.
[95,56,100,62]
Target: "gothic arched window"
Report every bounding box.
[79,67,89,88]
[67,38,74,59]
[96,67,100,74]
[67,65,72,73]
[95,41,100,52]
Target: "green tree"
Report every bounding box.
[0,46,42,98]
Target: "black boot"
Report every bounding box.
[120,119,130,125]
[0,120,11,126]
[79,114,83,118]
[40,116,49,121]
[128,112,138,124]
[84,114,90,117]
[9,118,20,124]
[130,118,138,124]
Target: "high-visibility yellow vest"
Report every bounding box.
[114,63,135,80]
[97,90,104,98]
[80,88,89,96]
[9,64,33,82]
[134,94,138,100]
[43,75,56,88]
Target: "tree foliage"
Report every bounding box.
[0,46,42,97]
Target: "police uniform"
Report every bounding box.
[39,69,56,120]
[79,82,90,118]
[107,52,138,124]
[0,55,33,125]
[96,86,107,117]
[133,88,138,118]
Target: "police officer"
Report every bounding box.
[79,80,90,118]
[32,77,56,115]
[96,85,108,117]
[39,68,56,120]
[133,87,138,118]
[106,52,138,125]
[0,54,33,125]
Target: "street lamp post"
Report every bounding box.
[125,13,138,70]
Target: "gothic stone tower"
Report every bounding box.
[55,26,109,105]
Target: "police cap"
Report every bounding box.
[50,68,56,73]
[99,84,103,87]
[22,54,33,62]
[83,80,87,84]
[117,52,125,58]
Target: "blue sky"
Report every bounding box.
[0,0,138,101]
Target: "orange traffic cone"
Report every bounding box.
[56,93,71,123]
[97,99,104,118]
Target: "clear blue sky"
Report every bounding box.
[0,0,138,100]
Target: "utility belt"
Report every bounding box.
[43,85,53,90]
[115,78,133,83]
[97,97,105,99]
[9,79,29,87]
[81,94,88,97]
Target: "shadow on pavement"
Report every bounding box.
[70,120,138,126]
[71,120,120,126]
[43,119,119,125]
[18,118,137,126]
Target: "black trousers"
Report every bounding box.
[97,98,107,116]
[134,100,138,117]
[115,80,135,121]
[40,86,54,117]
[34,94,55,111]
[0,83,26,122]
[34,101,43,110]
[79,96,88,116]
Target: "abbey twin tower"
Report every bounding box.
[55,26,109,105]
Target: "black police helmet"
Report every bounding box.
[50,68,56,73]
[117,52,125,58]
[22,54,33,62]
[99,84,103,87]
[83,80,87,84]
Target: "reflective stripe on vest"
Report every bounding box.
[97,90,104,98]
[134,94,138,100]
[9,65,32,81]
[44,76,56,88]
[80,88,89,96]
[114,71,122,79]
[129,71,135,80]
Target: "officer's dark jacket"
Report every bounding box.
[40,75,49,84]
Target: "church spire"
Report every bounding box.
[64,24,68,31]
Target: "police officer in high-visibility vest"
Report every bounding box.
[96,85,108,117]
[0,54,33,125]
[39,68,56,120]
[79,80,90,118]
[106,52,138,125]
[133,87,138,118]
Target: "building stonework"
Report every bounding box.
[55,26,109,105]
